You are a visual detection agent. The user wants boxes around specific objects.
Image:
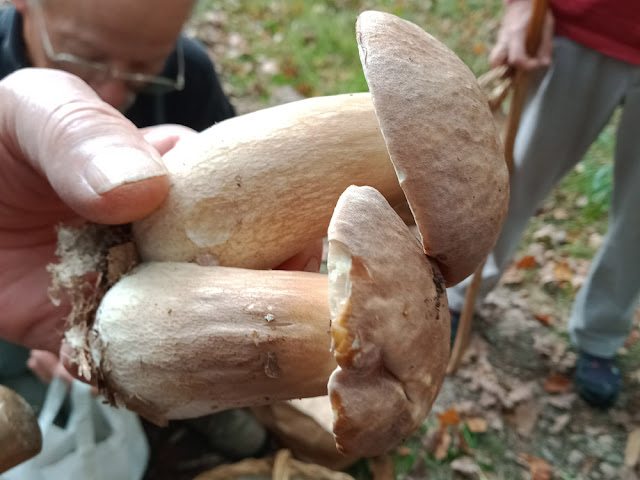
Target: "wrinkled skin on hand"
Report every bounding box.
[489,0,555,71]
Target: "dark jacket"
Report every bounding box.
[0,6,235,130]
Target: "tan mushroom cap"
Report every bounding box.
[0,385,42,473]
[357,10,509,286]
[326,185,449,457]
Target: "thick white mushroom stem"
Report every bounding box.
[85,263,336,426]
[133,93,404,269]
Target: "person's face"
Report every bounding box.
[16,0,193,110]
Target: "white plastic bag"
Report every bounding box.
[2,378,149,480]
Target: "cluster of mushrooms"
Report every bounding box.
[59,11,509,458]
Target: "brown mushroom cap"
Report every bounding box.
[0,385,42,473]
[357,10,509,286]
[326,185,449,457]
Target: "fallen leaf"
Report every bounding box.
[544,374,572,394]
[434,428,451,460]
[581,456,597,476]
[465,417,487,433]
[502,261,525,284]
[588,232,604,249]
[550,413,571,434]
[517,255,536,269]
[552,208,569,220]
[473,43,485,55]
[533,224,567,246]
[512,400,541,438]
[553,261,574,283]
[438,408,460,426]
[520,454,552,480]
[451,457,481,476]
[506,382,535,407]
[395,446,412,457]
[538,261,557,285]
[625,330,640,348]
[534,313,553,326]
[566,230,581,243]
[625,428,640,467]
[546,393,577,410]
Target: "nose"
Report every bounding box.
[90,79,134,112]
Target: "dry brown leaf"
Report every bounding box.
[625,330,640,348]
[534,313,553,326]
[512,400,541,438]
[625,428,640,467]
[517,255,537,269]
[553,261,574,283]
[552,208,569,220]
[543,374,572,394]
[473,43,485,55]
[438,408,460,426]
[395,446,412,457]
[465,417,487,433]
[502,261,525,285]
[434,428,451,460]
[520,454,552,480]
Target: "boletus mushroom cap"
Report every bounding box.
[327,185,449,457]
[0,385,42,473]
[357,11,509,286]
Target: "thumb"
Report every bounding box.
[1,68,169,225]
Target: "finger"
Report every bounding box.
[489,41,509,69]
[507,37,540,71]
[142,124,197,156]
[27,349,76,386]
[275,239,324,272]
[0,69,169,225]
[27,349,56,383]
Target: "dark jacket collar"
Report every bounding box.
[0,6,31,77]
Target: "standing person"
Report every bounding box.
[448,0,640,408]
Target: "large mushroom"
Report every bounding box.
[133,10,508,287]
[77,186,447,458]
[57,10,508,459]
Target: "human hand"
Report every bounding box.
[489,0,554,71]
[0,68,173,354]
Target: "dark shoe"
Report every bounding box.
[575,351,621,408]
[450,309,461,351]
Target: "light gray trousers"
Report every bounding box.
[447,37,640,358]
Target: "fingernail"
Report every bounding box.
[84,147,166,194]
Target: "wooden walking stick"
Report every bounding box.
[448,0,549,374]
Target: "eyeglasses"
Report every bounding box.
[30,0,185,94]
